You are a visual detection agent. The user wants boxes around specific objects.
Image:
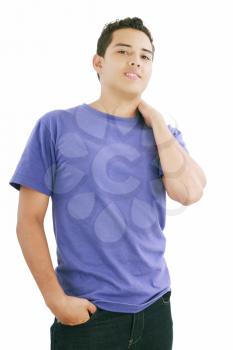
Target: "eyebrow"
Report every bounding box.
[113,43,153,56]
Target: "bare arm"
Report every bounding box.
[16,186,97,325]
[138,99,207,206]
[151,120,207,205]
[16,186,65,307]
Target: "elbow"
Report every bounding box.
[163,174,205,206]
[180,173,206,205]
[16,218,43,236]
[16,222,24,236]
[180,189,204,206]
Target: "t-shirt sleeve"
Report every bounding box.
[158,124,189,177]
[9,116,56,196]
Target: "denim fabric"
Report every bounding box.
[50,291,173,349]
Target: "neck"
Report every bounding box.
[89,90,141,118]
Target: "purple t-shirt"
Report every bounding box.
[9,103,188,313]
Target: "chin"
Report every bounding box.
[120,82,143,92]
[121,89,142,97]
[123,86,145,96]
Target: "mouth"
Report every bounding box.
[124,72,141,80]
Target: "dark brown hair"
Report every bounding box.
[95,17,155,80]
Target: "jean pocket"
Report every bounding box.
[56,308,99,327]
[161,291,171,305]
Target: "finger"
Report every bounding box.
[88,302,97,314]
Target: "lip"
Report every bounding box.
[124,72,141,80]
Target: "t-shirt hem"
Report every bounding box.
[94,287,172,313]
[67,287,172,314]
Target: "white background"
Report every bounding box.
[1,0,233,349]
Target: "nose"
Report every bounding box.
[128,60,140,68]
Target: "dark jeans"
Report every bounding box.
[50,291,173,349]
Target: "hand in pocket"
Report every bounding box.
[49,294,97,326]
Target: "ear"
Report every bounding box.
[92,54,103,75]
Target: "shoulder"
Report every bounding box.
[39,107,75,127]
[36,105,79,140]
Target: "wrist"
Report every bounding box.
[45,290,67,310]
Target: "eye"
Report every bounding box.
[117,50,151,61]
[142,55,151,61]
[117,50,127,54]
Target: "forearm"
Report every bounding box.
[16,220,66,308]
[152,118,206,204]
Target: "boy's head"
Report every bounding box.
[92,17,155,98]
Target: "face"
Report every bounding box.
[93,28,154,97]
